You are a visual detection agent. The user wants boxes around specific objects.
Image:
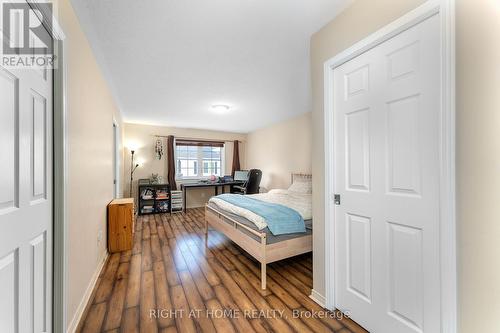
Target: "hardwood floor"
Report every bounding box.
[77,208,367,333]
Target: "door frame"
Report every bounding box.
[26,1,68,332]
[323,0,456,331]
[112,119,121,198]
[53,36,68,333]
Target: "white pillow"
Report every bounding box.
[288,180,312,194]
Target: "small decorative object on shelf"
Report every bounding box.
[170,190,183,214]
[150,173,161,184]
[138,183,171,215]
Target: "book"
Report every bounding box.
[141,188,154,200]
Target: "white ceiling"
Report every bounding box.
[70,0,351,133]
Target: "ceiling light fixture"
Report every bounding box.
[211,104,231,112]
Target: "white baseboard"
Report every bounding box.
[66,253,109,333]
[309,289,326,308]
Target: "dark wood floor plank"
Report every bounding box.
[81,302,106,333]
[161,215,175,239]
[120,250,132,263]
[153,261,175,328]
[104,329,118,333]
[161,243,181,286]
[103,262,129,331]
[170,284,197,333]
[151,234,163,262]
[222,249,272,297]
[237,254,301,309]
[160,326,178,333]
[213,285,256,333]
[140,270,158,333]
[150,215,158,235]
[289,307,333,333]
[125,254,142,308]
[266,267,344,331]
[266,295,314,333]
[207,257,257,313]
[185,226,214,259]
[186,243,220,286]
[156,220,168,244]
[206,236,236,271]
[211,232,240,256]
[178,270,217,333]
[135,217,143,231]
[273,262,311,295]
[292,259,313,275]
[168,238,188,272]
[121,307,139,333]
[179,245,215,301]
[250,318,273,333]
[93,253,121,304]
[142,238,153,271]
[278,261,313,287]
[132,228,142,255]
[77,209,364,333]
[230,270,294,333]
[206,298,236,333]
[142,217,151,239]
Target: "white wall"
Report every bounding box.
[246,112,312,191]
[310,0,426,299]
[456,0,500,331]
[312,0,500,331]
[123,123,247,208]
[54,0,124,330]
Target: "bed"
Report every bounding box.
[204,173,312,289]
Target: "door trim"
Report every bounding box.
[112,119,121,198]
[53,37,68,333]
[322,0,456,332]
[26,1,68,332]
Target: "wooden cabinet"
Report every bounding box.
[108,198,135,253]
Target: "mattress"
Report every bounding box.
[206,202,312,245]
[209,189,312,230]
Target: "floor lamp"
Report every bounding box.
[129,150,139,198]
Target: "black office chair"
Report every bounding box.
[233,169,262,195]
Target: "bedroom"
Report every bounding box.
[0,0,499,333]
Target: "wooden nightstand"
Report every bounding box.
[107,198,135,253]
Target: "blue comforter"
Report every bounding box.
[214,194,306,235]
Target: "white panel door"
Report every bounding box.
[0,19,53,333]
[333,14,440,333]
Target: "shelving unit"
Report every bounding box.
[170,190,183,213]
[138,183,171,215]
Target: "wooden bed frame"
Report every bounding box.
[204,173,312,290]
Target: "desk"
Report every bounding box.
[180,181,244,213]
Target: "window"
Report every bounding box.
[175,140,224,179]
[202,146,222,176]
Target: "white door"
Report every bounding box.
[333,14,440,333]
[0,19,53,333]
